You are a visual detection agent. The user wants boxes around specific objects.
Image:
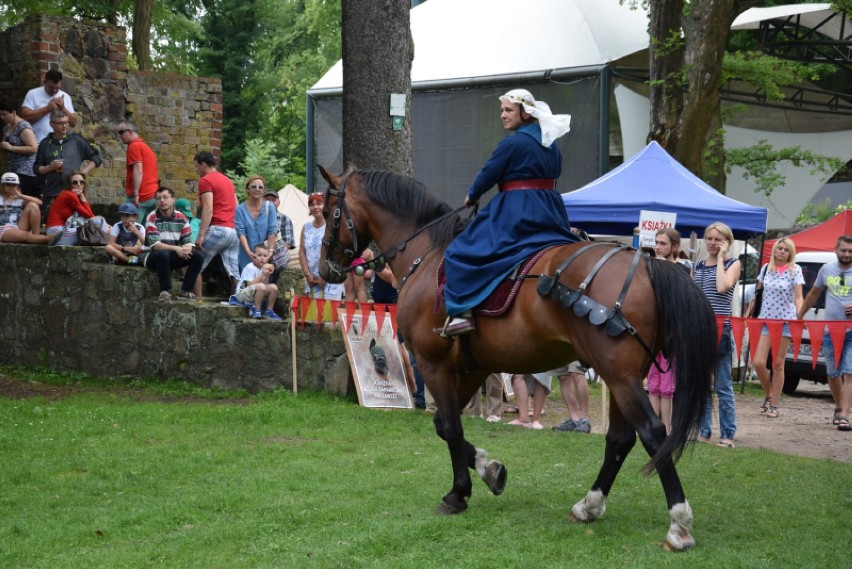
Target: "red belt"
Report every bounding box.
[499,178,556,191]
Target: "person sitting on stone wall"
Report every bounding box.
[104,202,146,265]
[0,172,61,245]
[141,186,204,302]
[45,170,110,246]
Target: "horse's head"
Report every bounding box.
[317,165,369,284]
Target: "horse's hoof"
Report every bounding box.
[663,534,695,552]
[483,461,507,496]
[435,499,467,515]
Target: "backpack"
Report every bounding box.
[77,218,108,246]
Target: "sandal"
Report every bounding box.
[717,440,735,448]
[759,397,771,413]
[838,417,851,432]
[833,407,842,425]
[766,406,779,418]
[507,419,530,427]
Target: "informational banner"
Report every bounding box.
[639,210,677,248]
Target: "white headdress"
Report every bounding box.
[499,89,571,148]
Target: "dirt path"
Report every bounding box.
[511,381,851,463]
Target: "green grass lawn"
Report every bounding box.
[0,368,848,568]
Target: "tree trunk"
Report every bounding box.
[647,0,760,187]
[341,0,414,175]
[132,0,153,71]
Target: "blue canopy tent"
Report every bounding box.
[562,141,767,240]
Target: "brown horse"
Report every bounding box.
[317,166,716,551]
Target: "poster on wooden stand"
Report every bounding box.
[340,308,413,409]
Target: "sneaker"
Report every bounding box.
[574,418,591,434]
[264,310,283,321]
[176,291,198,301]
[486,415,501,423]
[228,295,249,307]
[434,316,475,337]
[158,291,172,302]
[552,419,577,432]
[249,307,263,319]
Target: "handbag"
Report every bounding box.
[76,217,109,246]
[271,232,291,270]
[749,264,767,317]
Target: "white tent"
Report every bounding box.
[275,184,309,267]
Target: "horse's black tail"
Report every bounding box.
[649,260,717,469]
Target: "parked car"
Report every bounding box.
[782,251,834,394]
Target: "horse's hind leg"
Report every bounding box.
[570,399,637,524]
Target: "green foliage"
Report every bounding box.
[223,137,294,202]
[723,51,835,101]
[725,140,844,196]
[796,199,852,225]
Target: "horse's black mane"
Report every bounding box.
[358,170,462,247]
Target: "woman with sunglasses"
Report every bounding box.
[235,175,278,273]
[45,170,109,245]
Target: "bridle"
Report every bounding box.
[321,171,364,283]
[321,170,468,287]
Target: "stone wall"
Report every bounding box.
[0,16,222,208]
[0,244,353,395]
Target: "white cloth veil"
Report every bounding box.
[499,89,571,148]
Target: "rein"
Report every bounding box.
[322,170,469,284]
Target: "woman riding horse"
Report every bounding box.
[442,89,577,336]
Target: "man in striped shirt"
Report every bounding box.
[142,187,204,302]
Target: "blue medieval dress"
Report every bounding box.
[443,123,578,316]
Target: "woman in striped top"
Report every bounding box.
[692,222,741,448]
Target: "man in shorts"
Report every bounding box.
[799,235,852,432]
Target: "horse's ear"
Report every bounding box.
[317,165,340,188]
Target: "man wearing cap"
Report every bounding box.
[0,172,59,245]
[20,69,78,143]
[193,151,239,292]
[263,186,295,277]
[104,202,146,265]
[117,120,159,217]
[142,186,204,301]
[439,88,577,337]
[33,109,102,216]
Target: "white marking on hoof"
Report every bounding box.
[570,489,606,522]
[665,501,695,551]
[474,447,488,478]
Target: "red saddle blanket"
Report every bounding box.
[436,246,558,317]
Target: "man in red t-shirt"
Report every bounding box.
[194,151,240,292]
[118,120,159,219]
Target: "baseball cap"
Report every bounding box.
[117,202,138,215]
[1,172,20,184]
[174,198,194,219]
[264,188,278,199]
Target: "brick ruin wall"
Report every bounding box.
[0,15,222,210]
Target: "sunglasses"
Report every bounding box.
[117,129,132,135]
[249,184,265,190]
[70,179,85,185]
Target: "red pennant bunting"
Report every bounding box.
[766,320,784,360]
[827,321,851,370]
[300,297,311,329]
[374,304,386,338]
[359,302,372,335]
[788,320,805,362]
[290,296,300,318]
[387,304,398,334]
[729,317,746,365]
[804,321,826,370]
[746,319,764,364]
[345,301,357,333]
[315,299,326,327]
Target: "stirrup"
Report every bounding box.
[433,315,476,338]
